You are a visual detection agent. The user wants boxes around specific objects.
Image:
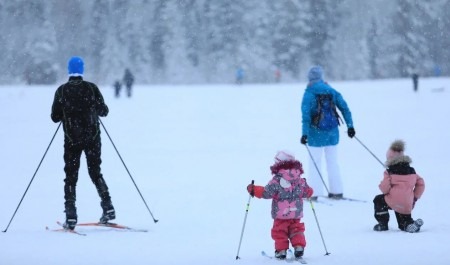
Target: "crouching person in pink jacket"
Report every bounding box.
[247,151,313,260]
[373,140,425,233]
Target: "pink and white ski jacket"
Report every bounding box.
[259,168,313,220]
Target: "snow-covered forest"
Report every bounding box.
[1,0,449,85]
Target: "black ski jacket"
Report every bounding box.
[51,76,108,144]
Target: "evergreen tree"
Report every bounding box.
[18,1,58,84]
[271,1,310,78]
[89,0,110,80]
[149,0,169,83]
[391,0,432,77]
[367,18,381,79]
[306,0,343,78]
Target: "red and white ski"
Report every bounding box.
[46,223,87,236]
[75,221,148,232]
[46,221,147,235]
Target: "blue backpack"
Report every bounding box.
[311,94,341,130]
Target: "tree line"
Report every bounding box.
[0,0,448,85]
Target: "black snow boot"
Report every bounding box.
[405,219,424,233]
[328,193,343,199]
[373,223,388,231]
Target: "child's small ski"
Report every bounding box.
[294,256,308,264]
[288,249,307,264]
[261,250,273,259]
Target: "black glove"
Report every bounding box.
[300,135,308,145]
[347,128,355,138]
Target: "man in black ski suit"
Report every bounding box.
[123,68,134,97]
[51,56,116,230]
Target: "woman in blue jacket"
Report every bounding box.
[300,66,355,199]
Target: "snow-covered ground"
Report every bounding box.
[1,78,449,265]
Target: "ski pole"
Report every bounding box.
[354,136,386,169]
[308,199,331,255]
[2,123,61,232]
[99,119,159,223]
[236,180,254,260]
[304,145,330,194]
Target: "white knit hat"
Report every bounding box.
[274,150,295,163]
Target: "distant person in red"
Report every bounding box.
[275,69,281,83]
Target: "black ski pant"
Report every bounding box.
[63,136,112,218]
[373,194,414,231]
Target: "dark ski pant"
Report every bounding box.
[126,84,132,97]
[63,136,112,219]
[373,194,414,231]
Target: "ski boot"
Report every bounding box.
[294,246,304,258]
[99,201,116,224]
[274,249,287,260]
[63,206,77,230]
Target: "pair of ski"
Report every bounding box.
[313,195,367,204]
[46,221,148,236]
[262,250,307,264]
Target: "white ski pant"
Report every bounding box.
[307,145,343,196]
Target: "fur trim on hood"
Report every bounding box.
[270,160,304,175]
[385,154,412,167]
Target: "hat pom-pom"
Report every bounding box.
[390,140,405,152]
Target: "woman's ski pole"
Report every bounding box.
[236,180,254,260]
[304,145,330,194]
[354,136,386,169]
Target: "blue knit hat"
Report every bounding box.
[307,66,324,82]
[68,56,84,76]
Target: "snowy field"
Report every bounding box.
[1,78,449,265]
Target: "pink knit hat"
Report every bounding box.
[386,140,405,161]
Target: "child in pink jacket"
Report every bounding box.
[247,151,313,260]
[373,140,425,232]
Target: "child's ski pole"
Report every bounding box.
[236,180,254,260]
[308,199,331,255]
